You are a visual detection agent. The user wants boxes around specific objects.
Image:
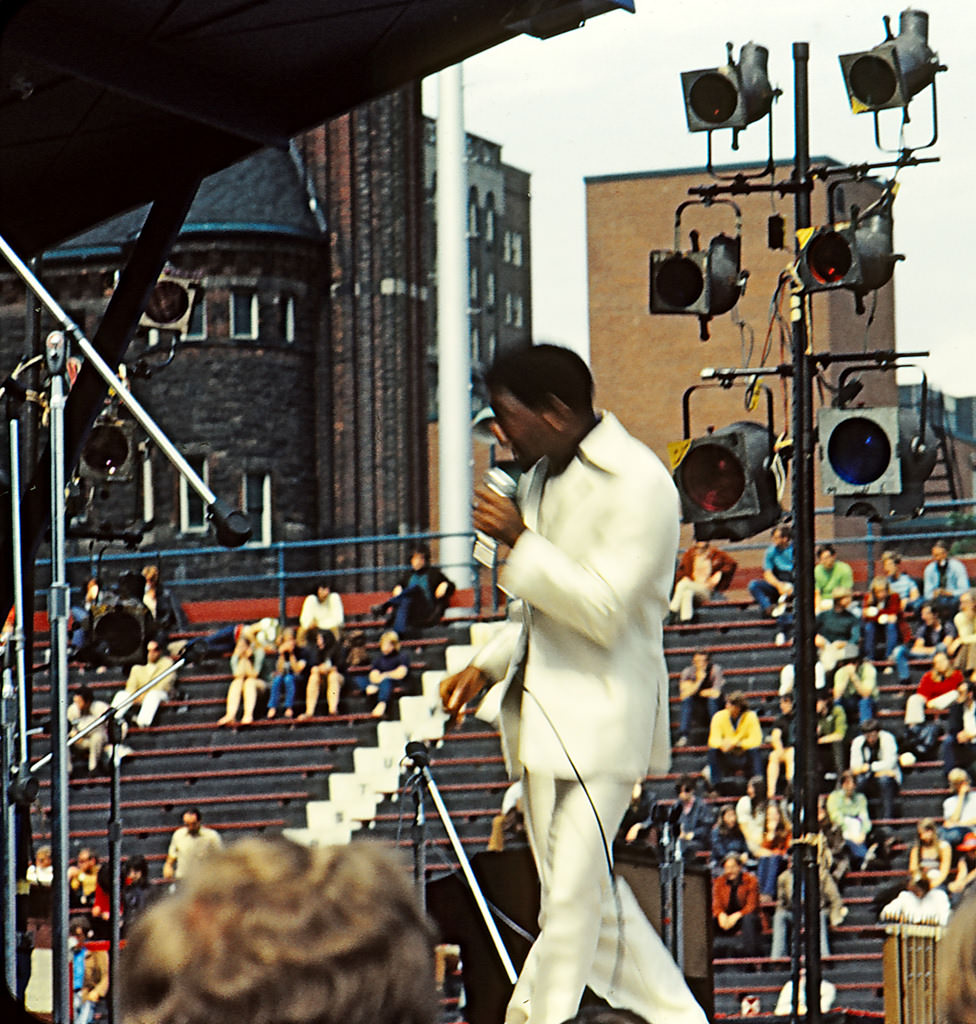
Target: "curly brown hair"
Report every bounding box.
[119,837,436,1024]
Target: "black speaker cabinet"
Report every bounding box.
[426,846,713,1024]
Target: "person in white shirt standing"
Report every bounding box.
[440,345,707,1024]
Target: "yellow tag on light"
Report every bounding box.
[668,438,693,471]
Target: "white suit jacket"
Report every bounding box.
[472,412,679,782]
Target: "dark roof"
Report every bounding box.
[0,1,630,256]
[52,148,321,257]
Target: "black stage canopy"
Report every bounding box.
[0,0,631,256]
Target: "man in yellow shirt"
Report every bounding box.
[706,691,764,788]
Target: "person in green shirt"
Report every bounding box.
[815,544,855,611]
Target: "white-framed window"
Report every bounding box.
[467,188,479,237]
[503,231,512,263]
[469,267,479,305]
[485,271,496,308]
[280,294,295,343]
[511,232,524,267]
[513,294,524,328]
[141,445,154,525]
[487,332,497,362]
[504,293,513,325]
[185,295,207,340]
[243,471,272,545]
[179,455,209,534]
[230,290,259,339]
[470,326,480,364]
[484,194,496,243]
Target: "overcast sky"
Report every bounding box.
[422,0,975,397]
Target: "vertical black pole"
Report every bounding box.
[790,41,823,1024]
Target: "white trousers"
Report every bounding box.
[112,688,165,728]
[507,770,708,1024]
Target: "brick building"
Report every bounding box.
[585,159,902,559]
[0,85,531,597]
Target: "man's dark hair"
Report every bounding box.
[76,685,94,704]
[816,543,836,557]
[484,344,594,415]
[411,542,430,560]
[183,807,202,820]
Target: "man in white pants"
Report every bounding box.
[112,639,176,727]
[441,345,707,1024]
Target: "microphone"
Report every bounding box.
[473,466,518,568]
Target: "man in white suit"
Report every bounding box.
[441,345,707,1024]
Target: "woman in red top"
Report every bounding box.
[906,650,964,725]
[862,576,910,661]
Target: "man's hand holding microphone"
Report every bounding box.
[440,469,522,728]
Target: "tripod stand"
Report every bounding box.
[402,741,517,985]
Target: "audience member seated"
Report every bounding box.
[908,817,952,890]
[67,685,110,775]
[266,627,309,719]
[766,693,796,799]
[825,770,876,869]
[880,871,950,926]
[68,847,103,912]
[941,768,976,846]
[892,601,957,685]
[201,616,280,666]
[951,589,976,677]
[770,864,845,960]
[709,804,753,874]
[111,639,176,728]
[815,693,848,782]
[735,776,768,860]
[832,652,879,728]
[487,781,527,852]
[755,800,792,900]
[706,691,764,791]
[948,832,976,906]
[773,968,836,1017]
[748,524,794,617]
[141,563,186,645]
[676,650,724,746]
[28,843,53,888]
[619,779,658,846]
[814,588,860,674]
[120,837,438,1024]
[70,916,109,1024]
[217,633,266,726]
[162,807,223,882]
[712,854,761,958]
[122,854,152,931]
[69,577,101,656]
[861,575,910,664]
[814,543,854,612]
[923,539,970,620]
[358,630,410,718]
[300,627,345,718]
[374,543,456,636]
[668,539,736,624]
[850,718,901,821]
[882,549,922,619]
[299,580,345,642]
[943,681,976,778]
[674,774,713,859]
[778,659,826,696]
[905,650,963,726]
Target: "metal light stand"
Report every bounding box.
[653,802,685,972]
[31,655,185,1024]
[0,224,248,1022]
[403,741,517,985]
